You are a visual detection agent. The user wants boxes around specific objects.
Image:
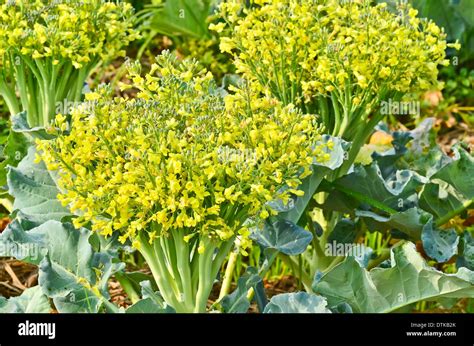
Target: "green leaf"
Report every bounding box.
[7,146,70,224]
[0,129,28,190]
[421,222,459,263]
[263,292,331,313]
[432,146,474,200]
[126,298,174,313]
[0,218,47,264]
[356,208,430,239]
[125,281,174,313]
[149,0,213,40]
[33,221,123,313]
[410,146,452,179]
[333,163,425,212]
[251,218,313,256]
[140,280,167,306]
[313,242,474,313]
[0,286,51,313]
[327,219,357,245]
[419,182,467,219]
[221,281,250,313]
[11,111,54,141]
[457,231,474,270]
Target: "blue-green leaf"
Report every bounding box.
[432,146,474,200]
[11,111,54,141]
[126,298,174,313]
[251,218,313,256]
[0,286,51,313]
[313,242,474,313]
[7,147,69,224]
[421,222,459,263]
[356,208,431,239]
[31,221,123,313]
[457,231,474,270]
[263,292,331,313]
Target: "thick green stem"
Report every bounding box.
[0,83,20,116]
[152,239,182,300]
[174,229,195,310]
[331,93,341,136]
[218,247,239,300]
[194,238,216,313]
[137,233,184,312]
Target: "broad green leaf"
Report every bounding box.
[126,298,174,313]
[356,208,430,239]
[7,146,69,224]
[221,278,250,313]
[0,218,47,264]
[251,218,313,256]
[421,222,459,262]
[140,280,169,307]
[33,221,123,313]
[0,286,51,313]
[149,0,213,39]
[313,242,474,313]
[0,128,28,190]
[263,292,331,313]
[457,231,474,270]
[10,111,54,141]
[432,146,474,200]
[419,181,467,219]
[410,146,452,178]
[334,163,425,212]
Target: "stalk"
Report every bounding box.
[194,238,216,313]
[137,233,184,311]
[174,229,195,309]
[218,246,239,300]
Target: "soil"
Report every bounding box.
[0,259,38,298]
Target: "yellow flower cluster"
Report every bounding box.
[37,52,330,248]
[215,0,456,105]
[0,0,138,68]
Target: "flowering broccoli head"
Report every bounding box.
[215,0,458,105]
[0,0,138,68]
[37,52,331,251]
